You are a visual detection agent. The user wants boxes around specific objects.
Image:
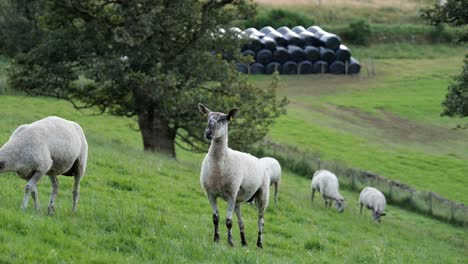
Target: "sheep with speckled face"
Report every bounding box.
[0,116,88,215]
[198,103,270,248]
[311,170,345,213]
[359,187,387,222]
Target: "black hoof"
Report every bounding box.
[228,240,234,247]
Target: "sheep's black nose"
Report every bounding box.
[205,131,213,140]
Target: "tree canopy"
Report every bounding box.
[8,0,287,157]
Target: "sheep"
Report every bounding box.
[359,187,387,222]
[198,103,270,248]
[0,116,88,215]
[311,169,345,213]
[259,157,281,206]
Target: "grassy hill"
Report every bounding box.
[0,95,466,263]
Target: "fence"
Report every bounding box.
[250,139,468,227]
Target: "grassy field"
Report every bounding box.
[0,95,466,263]
[251,45,468,204]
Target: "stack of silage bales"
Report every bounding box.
[237,26,361,75]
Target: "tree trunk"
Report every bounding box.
[138,111,176,157]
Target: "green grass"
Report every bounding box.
[251,54,468,204]
[0,95,466,263]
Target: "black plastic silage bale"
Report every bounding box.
[329,61,346,74]
[244,27,265,38]
[265,62,281,74]
[256,49,273,65]
[298,61,313,74]
[282,29,304,47]
[304,46,320,62]
[307,26,341,50]
[262,28,287,47]
[248,35,263,53]
[251,63,265,74]
[236,63,248,74]
[259,26,276,34]
[336,44,351,62]
[347,57,361,74]
[291,26,306,34]
[276,26,291,35]
[299,31,321,46]
[319,46,336,63]
[282,61,298,75]
[313,61,329,74]
[273,46,290,64]
[287,45,306,63]
[242,49,256,59]
[260,36,277,52]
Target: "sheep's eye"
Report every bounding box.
[218,117,226,123]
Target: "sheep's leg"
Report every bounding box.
[311,189,315,202]
[72,175,82,213]
[226,196,236,246]
[22,171,43,210]
[207,193,220,243]
[48,175,59,215]
[274,182,279,206]
[256,187,269,249]
[360,203,363,214]
[234,203,247,246]
[31,186,39,212]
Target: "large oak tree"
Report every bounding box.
[8,0,287,157]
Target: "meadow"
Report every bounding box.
[0,95,466,263]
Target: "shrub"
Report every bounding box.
[429,23,454,43]
[343,20,372,46]
[245,8,315,29]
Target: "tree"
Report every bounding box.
[8,0,287,157]
[421,0,468,118]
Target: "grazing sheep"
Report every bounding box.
[311,169,345,213]
[359,187,387,222]
[0,116,88,215]
[198,103,270,248]
[259,157,281,206]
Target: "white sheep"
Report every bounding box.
[359,186,387,222]
[311,169,345,213]
[0,116,88,215]
[259,157,281,206]
[198,103,270,248]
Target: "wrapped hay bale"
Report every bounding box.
[259,26,276,34]
[287,45,306,63]
[265,62,281,74]
[313,60,329,74]
[282,29,304,47]
[273,46,290,64]
[291,26,306,34]
[304,46,320,62]
[256,49,273,65]
[236,63,248,74]
[329,61,346,74]
[347,57,361,74]
[242,49,256,59]
[299,31,321,46]
[244,27,265,38]
[276,26,291,35]
[265,30,287,47]
[248,35,263,53]
[251,63,265,74]
[298,61,313,74]
[260,36,277,52]
[281,61,298,75]
[319,46,336,63]
[307,26,341,50]
[336,44,351,62]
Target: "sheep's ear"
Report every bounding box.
[226,108,239,122]
[198,103,211,116]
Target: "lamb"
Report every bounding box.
[359,186,387,222]
[311,169,345,213]
[259,157,281,206]
[0,116,88,215]
[198,103,270,248]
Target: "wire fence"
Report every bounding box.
[251,139,468,227]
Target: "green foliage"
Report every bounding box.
[244,8,315,29]
[442,55,468,117]
[421,0,468,42]
[0,0,45,56]
[342,20,372,46]
[7,0,287,156]
[429,23,455,43]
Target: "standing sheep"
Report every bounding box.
[0,116,88,215]
[311,169,345,213]
[259,157,281,206]
[198,103,270,248]
[359,187,387,222]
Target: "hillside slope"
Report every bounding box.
[0,95,466,263]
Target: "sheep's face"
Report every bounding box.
[335,198,345,213]
[373,211,386,222]
[198,103,238,141]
